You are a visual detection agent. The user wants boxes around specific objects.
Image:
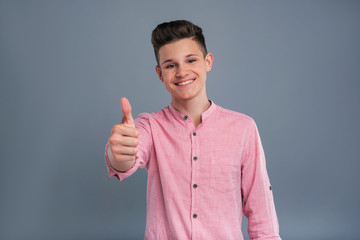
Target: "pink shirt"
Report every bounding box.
[105,102,281,240]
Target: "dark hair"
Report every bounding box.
[151,20,207,66]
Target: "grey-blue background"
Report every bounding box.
[1,1,359,239]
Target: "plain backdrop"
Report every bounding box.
[1,1,359,240]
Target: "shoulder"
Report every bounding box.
[214,105,261,141]
[215,104,255,126]
[135,106,169,124]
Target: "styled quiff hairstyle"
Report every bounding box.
[151,20,207,66]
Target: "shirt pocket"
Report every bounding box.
[209,157,240,193]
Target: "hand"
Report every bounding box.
[109,97,139,164]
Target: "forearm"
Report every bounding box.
[244,190,281,240]
[242,120,281,239]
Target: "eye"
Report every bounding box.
[165,64,175,69]
[188,59,196,63]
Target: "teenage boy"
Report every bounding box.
[106,20,281,239]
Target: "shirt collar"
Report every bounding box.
[168,100,217,123]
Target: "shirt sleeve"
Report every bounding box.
[241,119,281,240]
[104,113,153,181]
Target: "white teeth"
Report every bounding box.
[177,80,194,86]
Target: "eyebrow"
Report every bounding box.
[161,54,200,66]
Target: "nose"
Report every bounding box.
[176,63,188,78]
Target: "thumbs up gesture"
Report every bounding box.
[108,97,139,171]
[120,97,135,127]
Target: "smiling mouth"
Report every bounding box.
[175,79,195,86]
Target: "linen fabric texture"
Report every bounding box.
[105,101,281,240]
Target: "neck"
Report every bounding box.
[171,96,211,128]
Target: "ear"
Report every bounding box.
[205,53,213,72]
[155,66,163,82]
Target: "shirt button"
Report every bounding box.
[193,156,197,161]
[193,214,197,219]
[193,132,197,136]
[193,184,198,189]
[184,115,188,120]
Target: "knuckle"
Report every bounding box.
[109,136,115,144]
[111,125,119,133]
[134,129,140,137]
[109,135,121,145]
[113,124,124,132]
[132,148,137,155]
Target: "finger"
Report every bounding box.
[114,154,136,162]
[112,145,138,155]
[111,124,139,138]
[109,134,138,147]
[119,135,138,147]
[121,97,134,126]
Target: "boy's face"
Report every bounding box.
[155,38,213,103]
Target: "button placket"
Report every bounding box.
[190,129,199,229]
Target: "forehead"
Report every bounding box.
[158,38,204,60]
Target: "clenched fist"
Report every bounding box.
[108,97,139,172]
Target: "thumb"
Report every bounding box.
[121,97,135,127]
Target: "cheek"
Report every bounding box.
[196,66,207,75]
[162,71,173,82]
[194,62,206,71]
